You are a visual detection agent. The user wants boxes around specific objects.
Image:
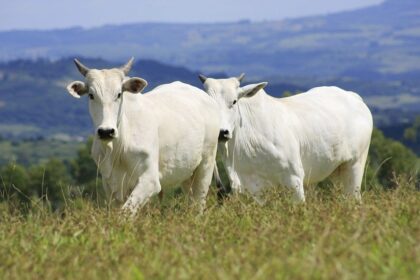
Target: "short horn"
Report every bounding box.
[121,57,134,75]
[74,59,90,77]
[198,74,208,83]
[237,73,245,82]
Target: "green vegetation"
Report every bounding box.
[0,181,418,279]
[404,116,420,143]
[368,128,419,188]
[0,137,100,210]
[0,138,82,166]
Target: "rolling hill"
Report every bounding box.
[0,0,419,79]
[0,58,304,139]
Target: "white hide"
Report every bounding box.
[203,77,373,202]
[67,63,220,215]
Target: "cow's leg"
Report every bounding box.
[245,176,267,205]
[242,172,305,205]
[273,151,306,203]
[121,173,161,216]
[277,162,305,203]
[282,174,305,203]
[340,148,369,201]
[189,157,215,213]
[225,165,242,194]
[180,177,194,196]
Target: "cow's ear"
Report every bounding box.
[67,81,88,98]
[123,77,148,94]
[238,82,268,99]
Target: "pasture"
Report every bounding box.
[1,181,418,279]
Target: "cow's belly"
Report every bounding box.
[300,136,355,185]
[158,142,203,188]
[226,138,349,189]
[159,161,199,188]
[229,148,290,190]
[301,158,342,185]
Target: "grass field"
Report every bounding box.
[0,182,419,279]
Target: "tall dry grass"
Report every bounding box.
[0,178,419,279]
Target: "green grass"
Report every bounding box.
[0,182,419,279]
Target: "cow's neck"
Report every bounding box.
[225,91,265,161]
[93,106,130,179]
[234,90,272,136]
[227,90,288,160]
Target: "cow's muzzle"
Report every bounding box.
[97,128,116,140]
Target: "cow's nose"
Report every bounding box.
[218,129,230,141]
[97,128,115,140]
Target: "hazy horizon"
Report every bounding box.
[0,0,383,31]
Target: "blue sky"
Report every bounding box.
[0,0,383,31]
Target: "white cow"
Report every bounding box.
[66,58,220,215]
[199,74,373,203]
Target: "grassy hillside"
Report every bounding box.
[0,184,418,279]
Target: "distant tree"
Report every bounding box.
[0,163,30,202]
[404,115,420,143]
[367,128,419,188]
[72,137,97,185]
[28,158,72,208]
[404,127,416,142]
[71,137,103,199]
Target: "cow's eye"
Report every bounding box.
[117,92,122,99]
[88,94,94,100]
[233,100,237,105]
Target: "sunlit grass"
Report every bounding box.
[0,180,419,279]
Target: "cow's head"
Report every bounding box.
[199,74,267,141]
[66,58,147,141]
